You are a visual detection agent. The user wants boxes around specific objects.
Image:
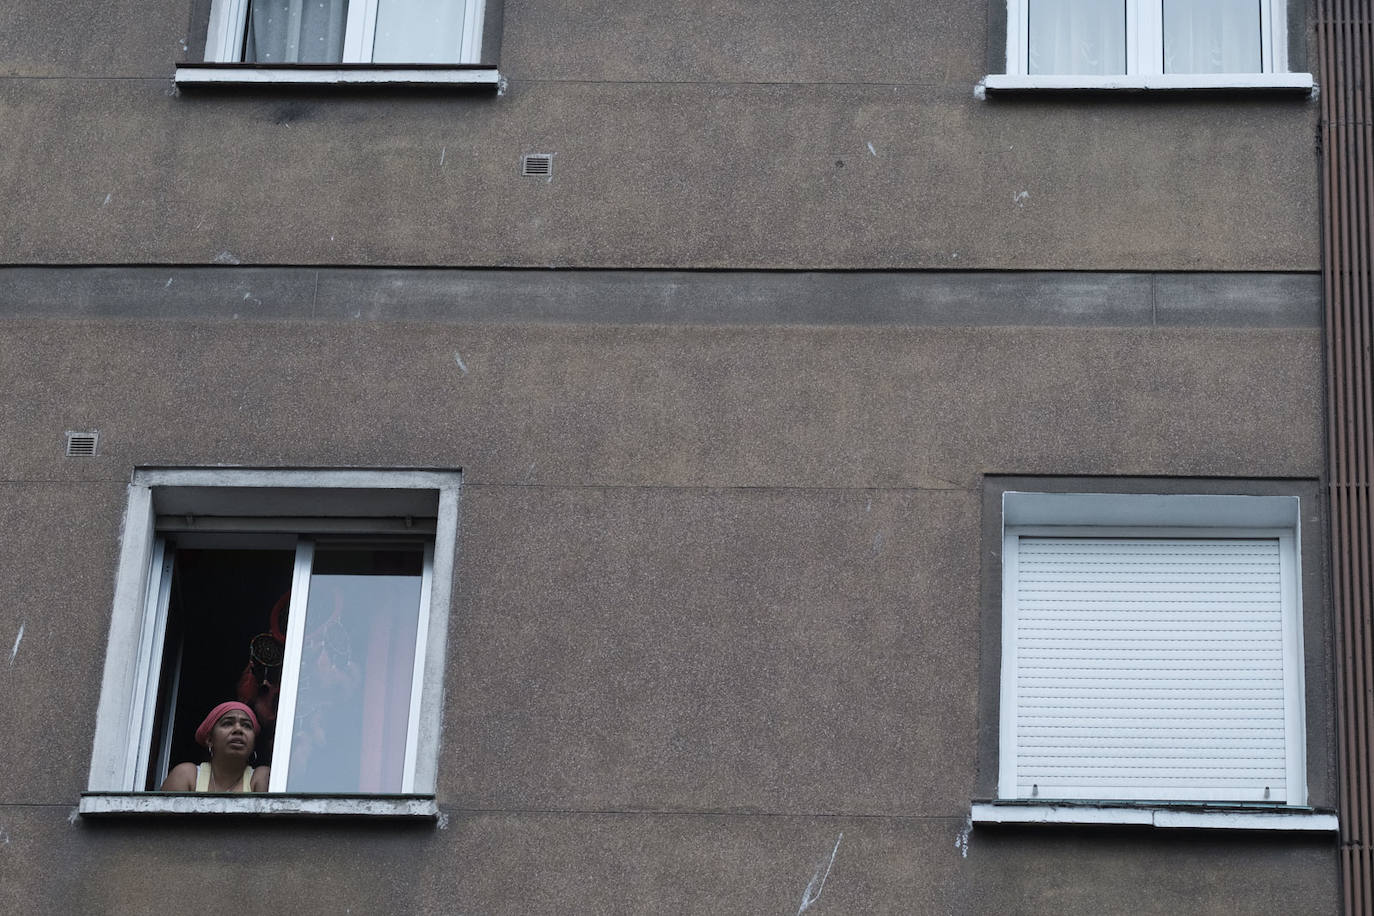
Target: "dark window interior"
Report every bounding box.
[145,547,294,789]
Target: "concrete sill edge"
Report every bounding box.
[971,802,1338,831]
[79,792,439,819]
[977,72,1315,98]
[174,65,501,88]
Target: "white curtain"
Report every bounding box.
[1028,0,1126,75]
[1163,0,1262,73]
[245,0,349,64]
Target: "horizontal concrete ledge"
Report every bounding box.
[175,64,501,89]
[0,268,1321,328]
[79,792,438,819]
[971,802,1338,832]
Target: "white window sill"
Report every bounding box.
[971,802,1338,832]
[175,64,502,89]
[79,792,439,819]
[977,72,1314,98]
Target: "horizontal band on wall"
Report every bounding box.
[0,268,1321,329]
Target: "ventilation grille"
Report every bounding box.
[521,153,553,177]
[65,430,99,457]
[1010,536,1288,803]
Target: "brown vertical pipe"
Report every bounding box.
[1348,0,1373,883]
[1320,1,1374,912]
[1357,11,1374,902]
[1322,4,1357,903]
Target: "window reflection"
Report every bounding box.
[286,546,424,793]
[372,0,467,63]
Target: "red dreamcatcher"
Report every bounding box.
[236,590,289,726]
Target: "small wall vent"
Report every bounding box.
[521,153,553,177]
[65,430,99,457]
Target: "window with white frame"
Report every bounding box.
[81,469,460,817]
[989,0,1312,90]
[996,492,1308,807]
[203,0,487,64]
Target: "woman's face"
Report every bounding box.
[209,709,256,760]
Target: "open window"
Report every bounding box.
[81,469,461,818]
[982,0,1313,93]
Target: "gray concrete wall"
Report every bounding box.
[0,0,1336,909]
[0,0,1320,269]
[0,269,1337,914]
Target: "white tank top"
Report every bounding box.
[194,762,254,792]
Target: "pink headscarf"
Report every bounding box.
[194,701,260,746]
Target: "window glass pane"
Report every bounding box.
[1028,0,1126,75]
[372,0,468,63]
[245,0,349,64]
[1163,0,1262,73]
[286,545,424,793]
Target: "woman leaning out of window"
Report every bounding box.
[161,702,271,793]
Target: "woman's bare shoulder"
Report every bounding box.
[160,762,199,792]
[250,764,271,793]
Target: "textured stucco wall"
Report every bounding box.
[0,293,1337,913]
[0,0,1320,269]
[0,0,1336,909]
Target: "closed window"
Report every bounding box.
[204,0,488,64]
[995,0,1304,86]
[997,492,1308,805]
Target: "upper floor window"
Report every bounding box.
[176,0,501,87]
[204,0,488,64]
[985,0,1313,92]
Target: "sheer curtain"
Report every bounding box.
[1163,0,1262,73]
[1028,0,1127,75]
[244,0,349,64]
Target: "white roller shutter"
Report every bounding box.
[1001,535,1298,803]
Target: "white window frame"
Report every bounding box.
[80,468,461,818]
[974,491,1337,832]
[204,0,487,65]
[180,0,501,88]
[982,0,1313,93]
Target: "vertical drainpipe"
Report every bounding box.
[1320,1,1374,912]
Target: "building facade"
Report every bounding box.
[0,1,1346,913]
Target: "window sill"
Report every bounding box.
[79,792,439,819]
[971,801,1338,832]
[174,64,502,89]
[977,72,1314,98]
